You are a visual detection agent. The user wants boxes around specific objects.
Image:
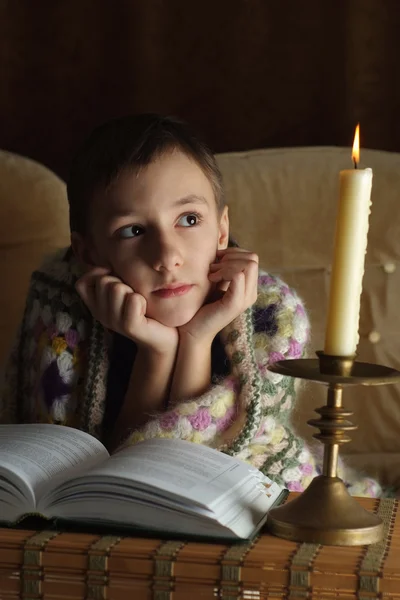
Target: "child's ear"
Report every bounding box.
[71,232,97,269]
[217,206,229,250]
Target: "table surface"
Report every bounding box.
[0,495,399,599]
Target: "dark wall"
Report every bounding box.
[1,0,399,178]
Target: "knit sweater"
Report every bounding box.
[0,248,381,497]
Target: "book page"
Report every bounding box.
[0,424,109,506]
[59,438,277,512]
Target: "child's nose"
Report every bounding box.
[150,234,183,272]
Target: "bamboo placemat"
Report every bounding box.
[0,496,398,599]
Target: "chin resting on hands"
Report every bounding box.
[179,247,259,343]
[75,267,178,354]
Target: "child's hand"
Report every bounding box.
[179,248,259,343]
[75,267,179,354]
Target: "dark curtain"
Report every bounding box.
[0,0,399,178]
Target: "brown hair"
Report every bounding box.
[67,113,225,234]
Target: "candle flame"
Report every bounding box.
[352,124,360,166]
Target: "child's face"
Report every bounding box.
[81,150,229,327]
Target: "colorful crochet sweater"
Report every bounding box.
[0,249,381,497]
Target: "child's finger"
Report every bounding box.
[75,278,95,311]
[76,266,111,288]
[209,261,252,282]
[218,263,257,317]
[216,251,259,266]
[243,259,259,305]
[75,268,112,300]
[209,263,220,272]
[122,293,147,337]
[209,270,229,283]
[222,272,246,315]
[216,248,258,261]
[217,280,230,293]
[107,281,133,328]
[210,256,258,276]
[94,275,122,322]
[75,273,104,313]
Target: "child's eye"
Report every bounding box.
[178,213,200,227]
[118,225,144,239]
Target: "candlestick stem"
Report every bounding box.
[322,385,342,477]
[323,441,339,477]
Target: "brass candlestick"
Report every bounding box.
[266,351,400,546]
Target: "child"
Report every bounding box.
[0,114,381,496]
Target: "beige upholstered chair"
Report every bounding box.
[0,150,69,364]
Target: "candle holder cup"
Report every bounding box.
[266,351,400,546]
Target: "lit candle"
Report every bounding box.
[324,124,373,356]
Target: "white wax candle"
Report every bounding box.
[324,167,373,356]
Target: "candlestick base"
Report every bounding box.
[266,353,400,546]
[267,475,383,546]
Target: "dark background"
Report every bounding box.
[1,0,399,179]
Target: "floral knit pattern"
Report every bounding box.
[0,249,382,498]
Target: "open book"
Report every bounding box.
[0,424,287,541]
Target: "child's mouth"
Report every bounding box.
[152,284,193,299]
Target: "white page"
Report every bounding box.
[55,438,268,512]
[46,480,274,539]
[0,424,109,506]
[47,496,235,538]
